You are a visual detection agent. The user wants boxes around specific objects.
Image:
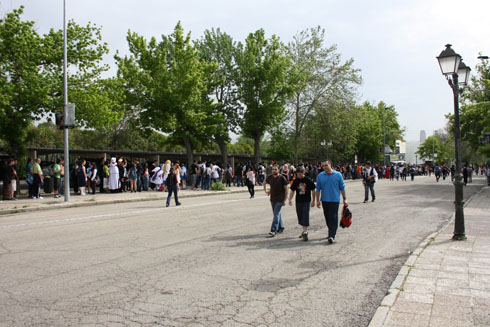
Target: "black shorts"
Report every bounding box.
[53,177,60,191]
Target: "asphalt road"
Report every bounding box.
[0,175,485,327]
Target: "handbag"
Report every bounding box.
[26,174,33,184]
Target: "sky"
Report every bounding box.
[1,0,489,142]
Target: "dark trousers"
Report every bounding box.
[321,202,339,239]
[296,201,310,227]
[166,185,179,205]
[247,182,254,197]
[33,175,42,198]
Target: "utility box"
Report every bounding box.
[64,103,75,128]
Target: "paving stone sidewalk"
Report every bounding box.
[370,185,490,327]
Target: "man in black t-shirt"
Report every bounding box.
[264,164,288,237]
[190,160,198,189]
[288,166,316,241]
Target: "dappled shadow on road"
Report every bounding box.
[206,232,331,251]
[245,252,408,293]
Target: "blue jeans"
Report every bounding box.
[166,185,179,205]
[364,182,375,201]
[59,177,65,196]
[270,202,285,232]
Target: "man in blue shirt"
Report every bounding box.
[315,160,348,244]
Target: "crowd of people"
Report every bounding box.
[2,156,490,243]
[1,157,490,202]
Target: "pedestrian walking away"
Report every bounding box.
[288,166,316,241]
[315,160,348,244]
[164,167,181,207]
[363,161,377,203]
[245,165,255,198]
[264,164,288,237]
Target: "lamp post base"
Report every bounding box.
[452,234,467,241]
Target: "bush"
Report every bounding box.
[210,180,227,191]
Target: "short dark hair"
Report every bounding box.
[296,166,305,173]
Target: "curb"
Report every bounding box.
[368,186,484,327]
[0,188,250,216]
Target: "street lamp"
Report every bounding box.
[436,44,471,240]
[383,107,388,167]
[62,0,71,202]
[321,140,332,161]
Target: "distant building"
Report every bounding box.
[420,130,426,143]
[390,140,407,164]
[405,141,420,164]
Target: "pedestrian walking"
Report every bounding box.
[315,160,347,244]
[363,161,377,203]
[164,167,181,207]
[245,165,255,198]
[288,166,316,241]
[264,164,288,237]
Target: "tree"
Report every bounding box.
[0,7,48,156]
[455,58,490,159]
[0,7,113,157]
[235,29,291,165]
[198,28,241,166]
[354,102,404,163]
[286,26,361,164]
[117,22,219,165]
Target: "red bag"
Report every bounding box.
[340,204,352,228]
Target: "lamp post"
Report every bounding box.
[62,0,70,202]
[436,44,471,240]
[383,107,387,167]
[321,140,332,161]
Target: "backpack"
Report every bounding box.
[340,204,352,228]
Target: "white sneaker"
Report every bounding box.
[37,196,44,199]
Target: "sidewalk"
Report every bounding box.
[370,184,490,327]
[0,186,250,216]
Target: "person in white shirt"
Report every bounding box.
[212,163,220,183]
[363,161,378,203]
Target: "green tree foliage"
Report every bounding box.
[354,102,404,163]
[0,7,48,156]
[417,132,454,164]
[0,6,114,156]
[117,22,219,165]
[198,28,241,165]
[286,26,361,164]
[235,29,291,164]
[456,58,490,158]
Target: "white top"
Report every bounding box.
[365,167,378,182]
[212,165,220,179]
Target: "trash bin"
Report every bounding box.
[44,175,53,193]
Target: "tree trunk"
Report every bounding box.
[215,134,229,167]
[253,131,262,166]
[183,135,193,166]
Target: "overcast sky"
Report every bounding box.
[2,0,489,141]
